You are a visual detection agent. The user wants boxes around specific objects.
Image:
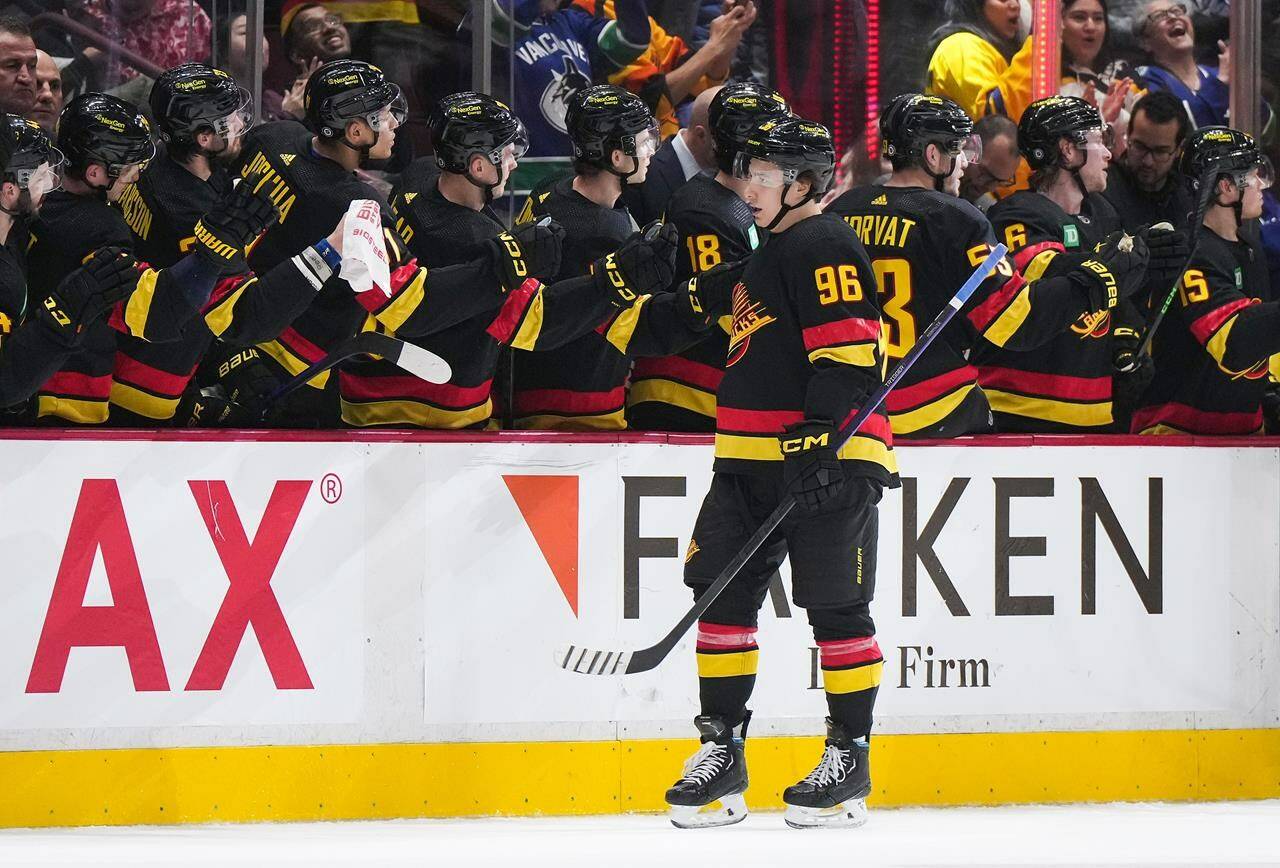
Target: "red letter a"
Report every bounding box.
[26,480,169,693]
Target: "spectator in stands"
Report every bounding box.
[570,0,755,139]
[280,5,354,123]
[959,113,1019,209]
[927,0,1033,121]
[623,83,719,225]
[1060,0,1140,140]
[1101,90,1193,231]
[1136,0,1276,141]
[223,14,289,123]
[72,0,213,88]
[32,51,62,137]
[494,0,651,160]
[0,18,36,117]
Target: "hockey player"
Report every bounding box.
[627,82,790,432]
[972,96,1183,433]
[26,92,279,425]
[1132,128,1277,435]
[828,94,1158,438]
[354,90,738,428]
[511,84,665,429]
[666,117,892,830]
[223,59,564,426]
[0,116,142,414]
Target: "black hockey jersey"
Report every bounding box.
[973,189,1123,433]
[1133,230,1275,435]
[109,154,230,423]
[714,213,898,486]
[511,175,638,429]
[628,171,760,432]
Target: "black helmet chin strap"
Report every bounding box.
[767,181,814,232]
[925,151,956,192]
[464,160,507,205]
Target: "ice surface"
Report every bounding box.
[1,801,1278,868]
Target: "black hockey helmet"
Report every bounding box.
[430,91,528,200]
[149,63,252,146]
[707,82,790,175]
[57,92,155,181]
[3,114,63,190]
[733,116,835,230]
[1179,126,1272,191]
[304,59,407,141]
[880,92,979,190]
[1018,95,1109,170]
[565,84,659,180]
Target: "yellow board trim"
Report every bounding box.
[696,649,760,678]
[257,340,329,389]
[340,397,493,429]
[822,661,884,694]
[890,383,974,435]
[1,729,1277,827]
[984,388,1112,428]
[36,396,109,425]
[123,269,160,338]
[627,378,717,420]
[108,381,180,421]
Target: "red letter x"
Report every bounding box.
[186,480,314,691]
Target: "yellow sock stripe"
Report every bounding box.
[822,660,884,694]
[696,649,759,678]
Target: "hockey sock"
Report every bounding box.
[817,636,883,739]
[695,622,758,729]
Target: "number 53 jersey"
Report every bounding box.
[827,184,1092,438]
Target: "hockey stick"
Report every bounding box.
[557,244,1008,676]
[1132,174,1217,359]
[264,330,453,410]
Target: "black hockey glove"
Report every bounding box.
[1140,223,1190,293]
[181,346,282,426]
[595,222,680,308]
[1111,325,1143,374]
[36,247,140,347]
[1263,383,1280,434]
[679,259,745,329]
[193,180,280,273]
[486,221,566,291]
[780,419,846,513]
[1074,230,1150,309]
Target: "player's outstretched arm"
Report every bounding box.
[1177,259,1280,377]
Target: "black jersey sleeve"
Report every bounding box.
[1176,249,1280,377]
[786,217,884,427]
[0,319,75,407]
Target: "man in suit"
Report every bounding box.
[624,84,720,224]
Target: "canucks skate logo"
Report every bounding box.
[540,56,591,135]
[726,283,776,367]
[1070,308,1111,339]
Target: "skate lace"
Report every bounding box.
[801,745,849,787]
[679,742,729,786]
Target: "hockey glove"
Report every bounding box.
[486,221,566,291]
[193,181,280,273]
[1263,383,1280,435]
[1073,230,1150,310]
[1140,223,1190,294]
[182,346,282,427]
[780,420,846,513]
[679,259,745,329]
[36,247,140,346]
[594,222,680,308]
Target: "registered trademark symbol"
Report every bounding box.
[320,473,342,504]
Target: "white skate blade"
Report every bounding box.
[783,798,868,829]
[668,793,748,829]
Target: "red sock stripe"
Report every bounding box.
[696,622,759,651]
[817,636,882,668]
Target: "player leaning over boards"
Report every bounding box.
[972,96,1184,433]
[628,82,790,432]
[1133,128,1277,435]
[666,117,892,831]
[827,94,1162,438]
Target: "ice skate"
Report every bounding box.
[783,717,870,829]
[664,712,750,829]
